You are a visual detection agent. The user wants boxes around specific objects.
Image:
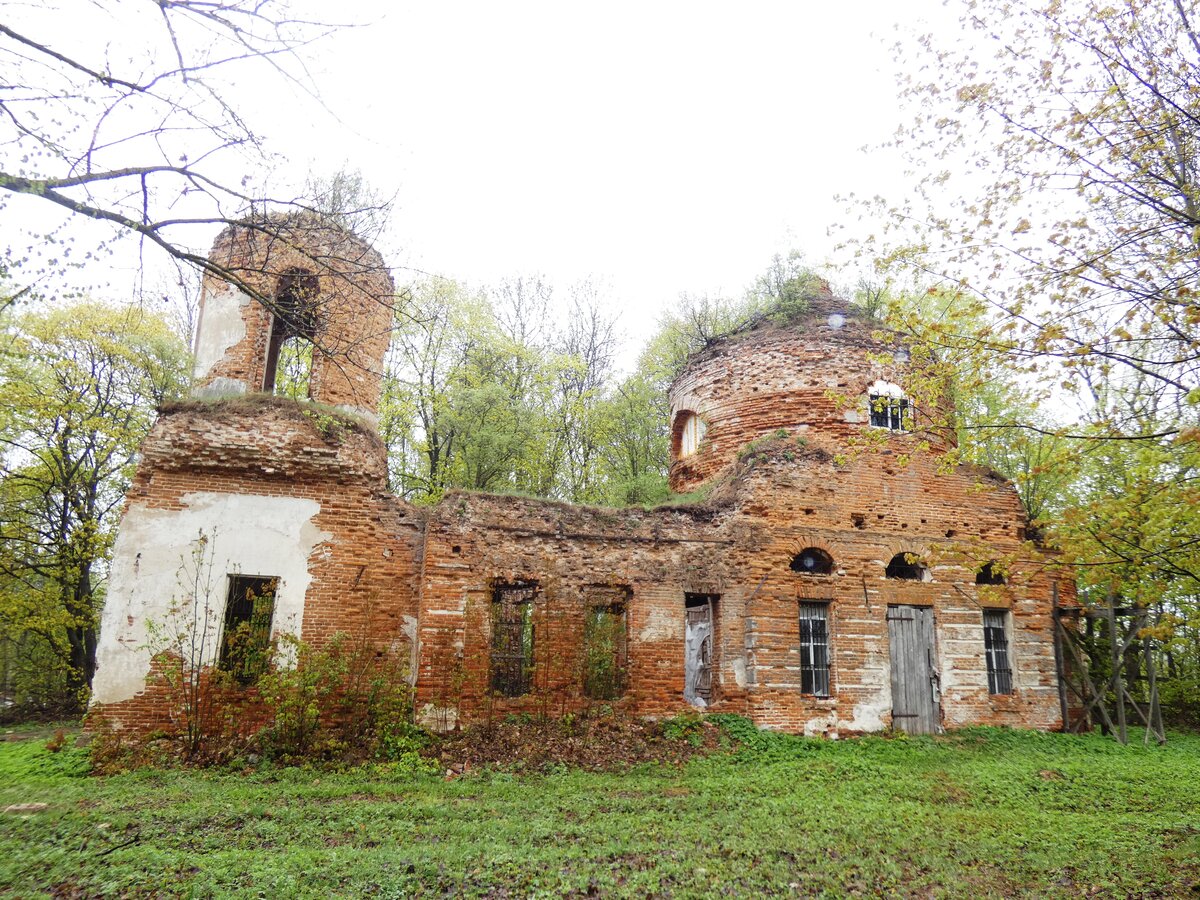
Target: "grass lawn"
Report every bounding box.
[1,723,1197,898]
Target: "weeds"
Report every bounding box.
[3,725,1197,897]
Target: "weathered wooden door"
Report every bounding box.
[887,605,941,734]
[684,599,714,707]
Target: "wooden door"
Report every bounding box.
[887,605,941,734]
[684,600,714,706]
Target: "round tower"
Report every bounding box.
[667,298,947,493]
[190,213,395,420]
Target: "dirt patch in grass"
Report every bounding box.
[430,713,725,774]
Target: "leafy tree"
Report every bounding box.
[0,3,358,292]
[0,302,189,708]
[861,0,1200,716]
[870,0,1200,405]
[381,276,493,500]
[383,275,621,504]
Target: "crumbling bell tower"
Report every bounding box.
[191,214,395,419]
[90,218,424,724]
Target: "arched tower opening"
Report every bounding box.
[263,268,319,397]
[190,213,394,420]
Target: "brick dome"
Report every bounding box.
[667,299,936,492]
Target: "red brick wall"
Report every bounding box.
[668,305,953,493]
[96,312,1072,738]
[92,401,424,732]
[195,216,394,412]
[413,445,1071,734]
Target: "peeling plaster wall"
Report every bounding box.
[192,285,250,386]
[89,401,426,732]
[92,492,328,705]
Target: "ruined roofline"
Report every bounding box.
[208,210,393,288]
[159,393,383,444]
[436,486,732,524]
[668,295,898,396]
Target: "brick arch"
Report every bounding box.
[786,537,837,576]
[671,408,708,459]
[784,535,835,560]
[881,543,934,581]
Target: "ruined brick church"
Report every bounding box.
[91,220,1072,736]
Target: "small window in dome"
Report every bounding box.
[886,553,927,581]
[868,380,911,431]
[791,547,833,575]
[976,562,1006,585]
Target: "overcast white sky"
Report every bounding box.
[247,1,952,352]
[4,1,958,364]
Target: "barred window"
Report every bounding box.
[491,582,537,697]
[799,602,831,697]
[983,609,1014,695]
[869,395,911,430]
[219,575,278,685]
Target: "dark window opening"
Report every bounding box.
[264,269,320,394]
[976,562,1007,585]
[799,602,831,697]
[983,609,1014,694]
[791,547,833,575]
[219,575,278,685]
[886,553,927,581]
[490,582,537,697]
[869,395,911,431]
[583,602,628,700]
[684,593,718,706]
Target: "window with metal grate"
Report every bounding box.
[983,609,1014,695]
[490,582,537,697]
[799,602,831,697]
[219,575,278,685]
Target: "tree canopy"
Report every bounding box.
[0,301,189,708]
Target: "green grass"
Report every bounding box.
[2,725,1198,897]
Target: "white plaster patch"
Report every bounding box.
[730,657,747,688]
[192,285,250,382]
[193,377,248,399]
[418,703,459,733]
[91,492,329,706]
[334,404,379,430]
[638,606,678,642]
[842,656,892,732]
[401,615,419,686]
[803,712,837,737]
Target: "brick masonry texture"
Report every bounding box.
[92,262,1073,737]
[195,215,394,412]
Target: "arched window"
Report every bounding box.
[264,268,319,394]
[791,547,833,575]
[976,562,1007,585]
[886,552,927,581]
[676,411,707,457]
[868,380,911,431]
[274,335,314,400]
